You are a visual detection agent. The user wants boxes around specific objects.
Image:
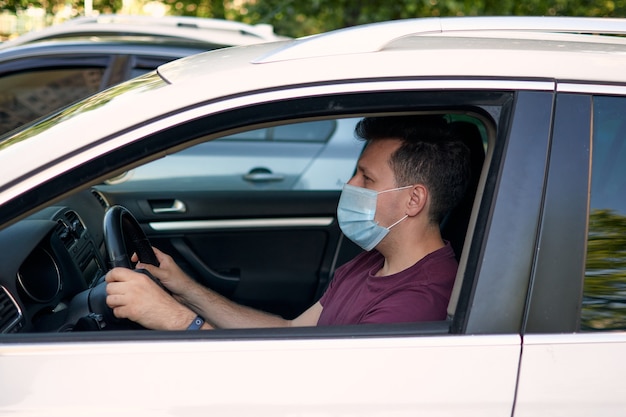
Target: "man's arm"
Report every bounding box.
[181,282,322,329]
[106,247,323,330]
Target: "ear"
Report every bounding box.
[405,184,428,217]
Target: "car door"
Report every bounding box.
[514,90,626,416]
[0,77,555,416]
[82,82,555,415]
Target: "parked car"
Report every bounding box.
[103,117,365,191]
[0,15,284,135]
[1,15,626,416]
[0,14,284,50]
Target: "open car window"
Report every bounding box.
[0,87,503,340]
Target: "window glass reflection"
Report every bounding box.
[583,96,626,330]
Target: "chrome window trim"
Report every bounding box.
[3,78,554,206]
[149,217,335,231]
[557,83,626,95]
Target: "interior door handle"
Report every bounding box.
[243,167,285,183]
[150,199,187,214]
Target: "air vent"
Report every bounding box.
[65,210,85,237]
[0,286,22,333]
[91,190,109,209]
[55,220,75,250]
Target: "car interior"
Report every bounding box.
[0,95,498,339]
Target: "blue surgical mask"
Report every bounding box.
[337,183,411,251]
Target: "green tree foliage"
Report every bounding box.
[230,0,447,37]
[230,0,626,37]
[163,0,225,18]
[3,0,626,37]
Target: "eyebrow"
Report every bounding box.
[356,163,376,180]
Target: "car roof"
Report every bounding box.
[157,16,626,87]
[253,15,626,62]
[0,14,286,51]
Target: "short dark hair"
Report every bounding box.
[355,115,471,223]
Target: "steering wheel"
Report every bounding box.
[71,205,161,331]
[103,205,159,269]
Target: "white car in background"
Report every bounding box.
[104,117,364,191]
[0,14,285,50]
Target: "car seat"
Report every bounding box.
[440,121,486,260]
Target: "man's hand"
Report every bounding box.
[132,246,196,297]
[105,267,196,330]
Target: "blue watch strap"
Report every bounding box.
[186,315,204,330]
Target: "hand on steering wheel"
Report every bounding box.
[74,205,164,330]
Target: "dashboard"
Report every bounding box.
[0,189,109,333]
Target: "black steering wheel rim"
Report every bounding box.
[103,205,159,268]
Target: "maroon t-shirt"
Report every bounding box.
[317,242,457,326]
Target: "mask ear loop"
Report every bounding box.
[378,185,413,230]
[377,184,413,195]
[386,214,408,230]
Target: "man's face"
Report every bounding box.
[347,139,401,191]
[347,139,409,228]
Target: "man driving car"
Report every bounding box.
[105,115,471,330]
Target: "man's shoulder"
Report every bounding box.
[422,241,457,267]
[409,242,458,286]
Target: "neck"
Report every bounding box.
[374,223,444,277]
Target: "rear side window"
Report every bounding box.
[0,68,104,135]
[582,95,626,330]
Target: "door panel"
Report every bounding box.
[185,230,327,315]
[0,334,521,417]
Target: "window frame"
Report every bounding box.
[524,92,592,334]
[1,82,552,341]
